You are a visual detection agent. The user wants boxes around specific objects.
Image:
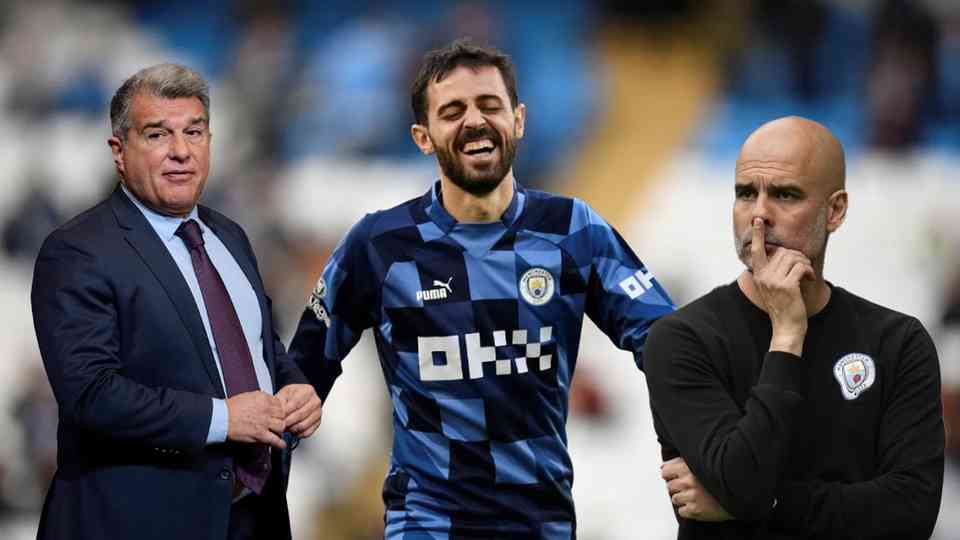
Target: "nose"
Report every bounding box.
[463,106,486,130]
[167,133,190,162]
[752,191,771,225]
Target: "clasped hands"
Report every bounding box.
[225,384,322,449]
[661,457,733,522]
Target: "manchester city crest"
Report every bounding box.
[519,267,555,306]
[833,352,876,400]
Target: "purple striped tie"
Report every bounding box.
[176,219,270,495]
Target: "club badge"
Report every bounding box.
[309,277,330,327]
[833,353,876,400]
[519,267,555,306]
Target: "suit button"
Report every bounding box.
[219,469,231,480]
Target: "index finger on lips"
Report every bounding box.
[751,217,767,271]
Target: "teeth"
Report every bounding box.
[463,139,494,153]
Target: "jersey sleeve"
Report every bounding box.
[288,215,379,402]
[573,201,675,370]
[644,314,810,521]
[767,319,944,539]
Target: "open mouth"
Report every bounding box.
[460,138,497,157]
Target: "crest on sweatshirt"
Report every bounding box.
[833,353,876,400]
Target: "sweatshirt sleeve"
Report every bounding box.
[644,315,808,521]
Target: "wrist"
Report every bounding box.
[769,333,805,356]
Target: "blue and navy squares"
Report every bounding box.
[289,181,675,538]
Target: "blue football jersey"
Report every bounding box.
[289,182,675,538]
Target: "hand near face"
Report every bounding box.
[750,217,815,354]
[226,390,287,449]
[276,384,323,438]
[662,457,733,522]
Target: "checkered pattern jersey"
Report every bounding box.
[289,182,675,539]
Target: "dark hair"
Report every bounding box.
[411,38,519,125]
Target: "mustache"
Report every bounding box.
[455,125,501,150]
[737,230,785,251]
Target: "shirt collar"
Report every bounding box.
[425,179,525,234]
[120,183,202,242]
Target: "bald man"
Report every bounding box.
[644,117,944,539]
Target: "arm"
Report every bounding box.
[268,301,322,439]
[767,320,944,538]
[644,317,808,521]
[573,202,675,368]
[271,316,309,389]
[32,232,212,452]
[232,224,319,438]
[288,216,378,403]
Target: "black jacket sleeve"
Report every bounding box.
[644,315,808,521]
[32,232,212,452]
[767,319,944,539]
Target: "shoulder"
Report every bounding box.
[327,195,426,270]
[364,195,424,241]
[832,286,933,355]
[517,189,584,235]
[832,286,926,337]
[39,198,118,258]
[653,285,733,336]
[643,285,734,379]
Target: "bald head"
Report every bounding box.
[732,116,849,278]
[737,116,845,193]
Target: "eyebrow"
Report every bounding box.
[436,94,505,117]
[475,94,504,104]
[139,116,208,131]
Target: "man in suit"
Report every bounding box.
[30,63,322,539]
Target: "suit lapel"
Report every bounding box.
[199,207,277,387]
[108,187,224,395]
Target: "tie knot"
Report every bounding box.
[175,219,205,250]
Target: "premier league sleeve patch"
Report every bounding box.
[309,277,331,327]
[833,353,876,400]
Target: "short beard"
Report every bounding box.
[734,207,828,273]
[434,125,517,196]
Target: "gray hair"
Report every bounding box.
[110,63,210,140]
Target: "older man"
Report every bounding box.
[31,64,321,540]
[644,116,944,539]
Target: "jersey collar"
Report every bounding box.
[424,179,526,234]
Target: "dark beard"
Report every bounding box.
[434,124,517,196]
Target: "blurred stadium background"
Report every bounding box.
[0,0,958,538]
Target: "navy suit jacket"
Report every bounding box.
[31,186,307,540]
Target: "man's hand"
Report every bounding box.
[662,457,734,522]
[750,217,814,355]
[277,384,323,438]
[226,390,287,449]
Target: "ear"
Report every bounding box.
[513,103,526,139]
[410,123,434,155]
[107,136,126,180]
[825,189,847,233]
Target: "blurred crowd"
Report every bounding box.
[0,0,958,538]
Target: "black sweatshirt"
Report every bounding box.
[644,282,944,539]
